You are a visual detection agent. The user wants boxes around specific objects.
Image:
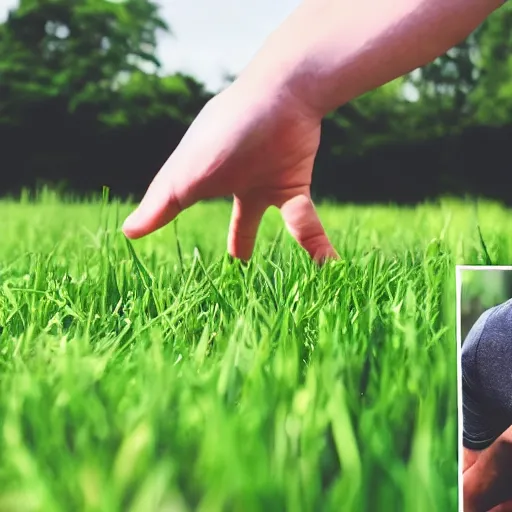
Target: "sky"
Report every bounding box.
[0,0,302,92]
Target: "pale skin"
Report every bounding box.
[123,0,504,262]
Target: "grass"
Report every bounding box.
[1,190,508,512]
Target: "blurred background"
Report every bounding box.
[2,0,512,202]
[460,269,512,342]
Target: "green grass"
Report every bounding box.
[1,190,508,512]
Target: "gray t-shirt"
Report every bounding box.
[462,299,512,450]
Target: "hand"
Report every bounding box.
[122,79,338,263]
[464,435,512,512]
[464,448,512,512]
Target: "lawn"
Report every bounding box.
[1,191,508,512]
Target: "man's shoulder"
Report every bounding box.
[462,299,512,356]
[483,298,512,334]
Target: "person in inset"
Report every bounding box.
[462,299,512,512]
[122,0,507,263]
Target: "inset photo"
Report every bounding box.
[458,266,512,512]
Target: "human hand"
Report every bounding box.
[464,434,512,512]
[122,79,338,263]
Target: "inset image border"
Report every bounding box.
[456,265,512,512]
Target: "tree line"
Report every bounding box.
[2,0,512,203]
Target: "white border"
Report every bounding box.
[456,265,512,512]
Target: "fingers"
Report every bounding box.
[228,195,267,261]
[122,156,184,239]
[279,193,339,263]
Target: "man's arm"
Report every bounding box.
[124,0,503,257]
[237,0,503,117]
[464,426,512,512]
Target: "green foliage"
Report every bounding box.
[468,3,512,124]
[0,195,480,510]
[0,0,169,122]
[325,80,410,155]
[2,0,512,200]
[1,0,512,152]
[460,268,512,341]
[461,269,508,310]
[407,39,479,126]
[99,72,213,127]
[323,6,512,156]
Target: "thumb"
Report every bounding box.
[279,193,339,263]
[122,156,186,240]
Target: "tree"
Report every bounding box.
[468,3,512,125]
[0,0,169,124]
[407,38,479,124]
[100,71,213,126]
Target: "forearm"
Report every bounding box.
[464,427,512,512]
[237,0,503,117]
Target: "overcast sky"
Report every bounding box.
[0,0,301,92]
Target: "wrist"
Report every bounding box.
[231,59,326,123]
[232,1,338,120]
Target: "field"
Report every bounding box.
[1,192,508,512]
